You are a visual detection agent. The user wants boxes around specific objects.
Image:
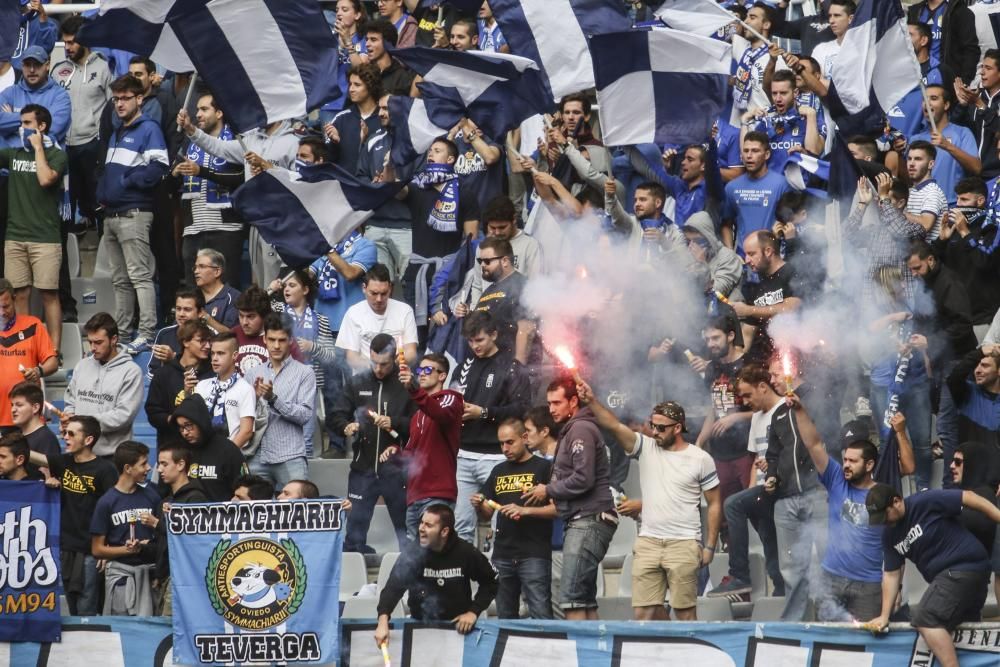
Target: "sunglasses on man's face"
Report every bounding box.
[950,457,964,467]
[648,421,678,433]
[414,365,441,376]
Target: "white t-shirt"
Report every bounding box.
[194,375,256,441]
[747,400,782,485]
[628,433,719,541]
[811,39,842,80]
[335,299,418,358]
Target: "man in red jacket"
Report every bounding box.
[383,352,464,539]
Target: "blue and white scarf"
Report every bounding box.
[412,162,460,232]
[317,230,363,301]
[183,124,235,208]
[880,319,913,442]
[733,42,769,109]
[286,304,318,343]
[208,374,238,430]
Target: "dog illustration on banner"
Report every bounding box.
[206,537,307,631]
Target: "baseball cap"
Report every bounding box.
[865,483,901,525]
[21,46,49,64]
[656,401,687,433]
[841,418,875,448]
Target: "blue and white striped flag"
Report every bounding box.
[76,0,193,72]
[488,0,631,99]
[826,0,920,133]
[783,153,830,199]
[655,0,735,36]
[392,47,550,141]
[232,164,405,268]
[589,27,730,147]
[972,1,1000,58]
[387,95,465,169]
[167,0,339,132]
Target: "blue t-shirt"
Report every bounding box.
[311,235,377,332]
[819,460,884,582]
[882,489,990,581]
[912,124,978,204]
[89,484,161,565]
[723,169,789,252]
[717,121,742,169]
[919,2,947,63]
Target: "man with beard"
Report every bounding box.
[739,69,824,171]
[468,237,536,363]
[579,379,720,620]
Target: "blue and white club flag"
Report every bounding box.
[783,152,830,199]
[826,0,920,126]
[167,0,339,133]
[489,0,631,99]
[76,0,193,72]
[589,27,730,147]
[655,0,736,36]
[0,0,20,62]
[972,0,1000,57]
[392,47,550,141]
[233,163,405,268]
[387,94,465,168]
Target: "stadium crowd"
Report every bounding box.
[4,1,1000,666]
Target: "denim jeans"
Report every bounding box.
[345,467,408,553]
[406,497,455,541]
[248,455,308,492]
[64,553,101,616]
[870,381,932,490]
[723,485,784,594]
[774,487,828,621]
[493,557,553,619]
[936,360,961,488]
[560,514,615,610]
[104,210,157,340]
[454,454,506,543]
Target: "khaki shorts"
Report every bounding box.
[4,241,61,290]
[631,536,701,610]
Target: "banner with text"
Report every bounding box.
[0,480,60,643]
[167,500,346,665]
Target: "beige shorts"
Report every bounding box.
[631,536,701,610]
[4,241,61,290]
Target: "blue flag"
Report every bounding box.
[387,94,465,169]
[0,482,61,643]
[233,163,406,268]
[168,500,347,665]
[167,0,339,132]
[392,47,551,141]
[0,0,20,62]
[76,0,194,72]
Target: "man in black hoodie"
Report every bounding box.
[374,504,496,648]
[452,311,531,543]
[951,441,1000,606]
[146,321,213,445]
[171,395,248,502]
[330,333,412,553]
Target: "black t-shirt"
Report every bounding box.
[189,434,247,502]
[25,427,60,458]
[741,263,802,363]
[704,357,752,461]
[406,182,480,258]
[474,271,531,355]
[46,453,118,554]
[481,455,553,559]
[454,131,505,209]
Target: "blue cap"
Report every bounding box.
[20,45,49,64]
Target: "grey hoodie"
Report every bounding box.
[64,349,144,457]
[684,211,744,301]
[547,407,615,520]
[51,51,112,146]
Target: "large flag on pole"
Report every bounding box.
[76,0,194,72]
[589,27,730,146]
[488,0,631,99]
[392,47,551,141]
[387,95,465,168]
[826,0,920,133]
[654,0,736,35]
[167,0,339,132]
[972,1,1000,57]
[232,164,405,268]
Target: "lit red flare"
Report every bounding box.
[781,351,795,396]
[553,345,583,383]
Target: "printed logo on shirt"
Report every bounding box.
[61,470,98,495]
[840,498,870,528]
[424,566,464,587]
[570,439,585,454]
[494,473,535,494]
[894,524,924,556]
[732,188,771,208]
[191,463,219,480]
[110,507,153,526]
[456,149,487,176]
[753,288,785,308]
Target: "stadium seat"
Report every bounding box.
[696,596,733,621]
[604,516,636,568]
[308,458,351,498]
[376,552,401,593]
[71,276,115,322]
[93,235,112,277]
[749,596,786,621]
[47,323,84,385]
[618,553,633,597]
[340,552,369,601]
[367,504,403,554]
[930,459,944,490]
[594,596,633,621]
[341,596,403,619]
[67,231,80,277]
[707,551,730,590]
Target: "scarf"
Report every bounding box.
[987,179,1000,227]
[209,374,239,430]
[183,124,235,208]
[412,162,460,232]
[762,106,801,136]
[317,230,363,301]
[880,319,913,443]
[734,42,769,109]
[286,304,318,342]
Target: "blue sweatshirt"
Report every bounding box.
[97,114,168,212]
[0,76,71,147]
[11,13,56,70]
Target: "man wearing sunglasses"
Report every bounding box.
[390,352,464,540]
[576,378,720,621]
[470,237,536,364]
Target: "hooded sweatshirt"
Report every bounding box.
[376,532,497,621]
[956,441,1000,556]
[330,368,413,474]
[97,113,169,212]
[684,211,745,300]
[947,348,1000,454]
[0,75,71,147]
[154,480,209,581]
[402,386,464,504]
[171,396,248,502]
[188,120,299,180]
[52,51,112,146]
[145,358,213,445]
[64,349,144,457]
[547,407,615,520]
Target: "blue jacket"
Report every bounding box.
[97,114,168,211]
[0,76,71,147]
[11,13,56,70]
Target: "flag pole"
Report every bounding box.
[177,72,198,133]
[692,0,773,44]
[895,19,938,135]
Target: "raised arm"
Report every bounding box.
[575,379,637,454]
